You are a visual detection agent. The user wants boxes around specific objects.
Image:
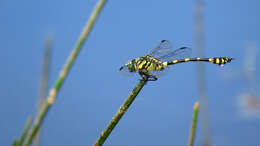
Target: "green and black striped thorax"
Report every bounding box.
[134,55,165,71]
[120,40,233,80]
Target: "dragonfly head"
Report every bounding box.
[120,59,136,72]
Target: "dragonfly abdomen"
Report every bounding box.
[163,57,233,67]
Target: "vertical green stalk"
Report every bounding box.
[188,102,200,146]
[21,0,107,146]
[94,77,148,146]
[13,116,33,146]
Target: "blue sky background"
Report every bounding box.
[1,0,259,146]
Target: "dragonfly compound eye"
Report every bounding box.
[125,59,136,72]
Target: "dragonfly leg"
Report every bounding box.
[138,69,158,81]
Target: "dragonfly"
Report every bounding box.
[120,40,233,81]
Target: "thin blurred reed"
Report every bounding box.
[33,36,52,146]
[19,0,107,146]
[188,102,200,146]
[94,77,149,146]
[194,0,212,145]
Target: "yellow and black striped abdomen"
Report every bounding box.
[135,55,165,71]
[163,57,233,67]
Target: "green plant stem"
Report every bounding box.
[188,102,200,146]
[21,0,107,146]
[22,101,51,146]
[14,116,33,146]
[94,77,149,146]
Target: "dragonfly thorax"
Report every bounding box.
[134,55,165,71]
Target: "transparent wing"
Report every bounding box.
[158,47,192,62]
[149,40,173,59]
[149,40,192,62]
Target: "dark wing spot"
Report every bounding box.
[179,47,188,50]
[161,40,166,43]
